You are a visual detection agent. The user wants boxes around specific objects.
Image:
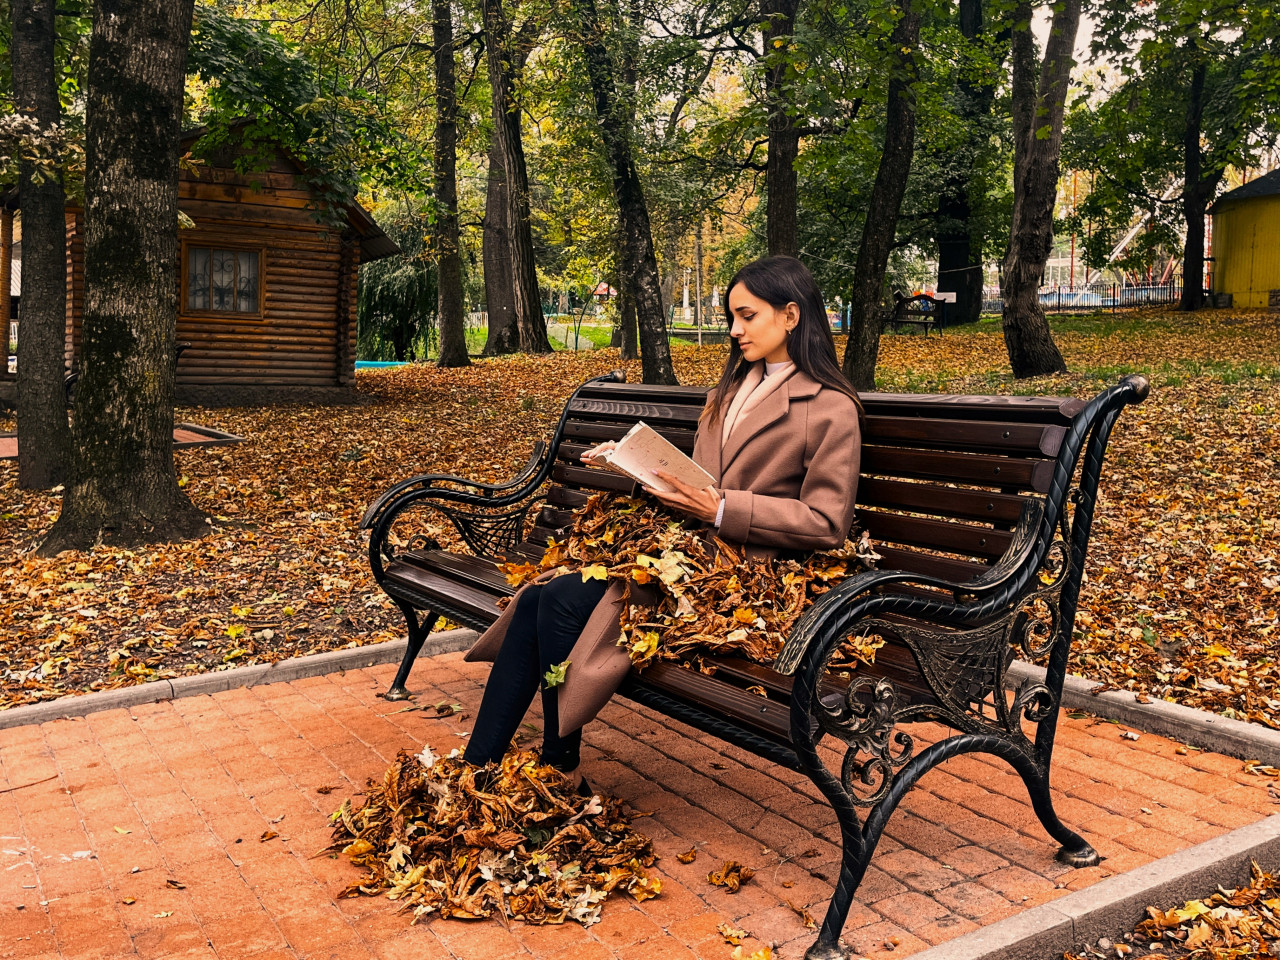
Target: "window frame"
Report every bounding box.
[180,242,266,320]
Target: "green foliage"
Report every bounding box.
[1066,0,1280,270]
[358,215,437,362]
[187,5,422,222]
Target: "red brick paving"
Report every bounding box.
[0,653,1272,960]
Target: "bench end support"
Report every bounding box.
[1056,841,1101,868]
[804,936,848,960]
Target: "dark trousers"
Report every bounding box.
[463,574,609,771]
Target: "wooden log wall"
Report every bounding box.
[63,153,364,388]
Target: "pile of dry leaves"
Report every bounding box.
[498,493,881,672]
[1065,861,1280,959]
[327,745,661,925]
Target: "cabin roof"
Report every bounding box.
[179,124,400,262]
[1211,169,1280,211]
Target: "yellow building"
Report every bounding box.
[1211,169,1280,309]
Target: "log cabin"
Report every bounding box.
[1,130,399,408]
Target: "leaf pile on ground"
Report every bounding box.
[0,308,1276,725]
[499,492,881,671]
[1064,860,1280,959]
[326,745,660,925]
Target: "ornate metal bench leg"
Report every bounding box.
[806,817,872,960]
[1020,762,1100,867]
[384,602,435,701]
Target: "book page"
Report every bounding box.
[599,422,714,494]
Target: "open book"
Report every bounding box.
[589,421,715,494]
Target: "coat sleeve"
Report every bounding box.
[715,397,861,550]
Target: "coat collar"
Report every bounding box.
[718,366,822,475]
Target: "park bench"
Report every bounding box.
[884,293,946,335]
[360,371,1148,960]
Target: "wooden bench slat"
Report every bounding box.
[638,661,793,742]
[856,478,1027,525]
[871,546,989,582]
[563,421,698,451]
[400,550,513,596]
[860,511,1013,561]
[567,397,704,427]
[577,383,710,405]
[862,391,1084,424]
[865,416,1066,458]
[861,446,1055,493]
[383,560,506,622]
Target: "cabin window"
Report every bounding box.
[186,247,260,315]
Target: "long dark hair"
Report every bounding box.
[703,255,863,423]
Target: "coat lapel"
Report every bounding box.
[720,370,823,475]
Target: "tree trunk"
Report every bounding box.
[762,0,801,258]
[41,0,203,554]
[482,0,551,354]
[481,131,519,354]
[618,271,638,360]
[999,0,1079,378]
[12,0,71,490]
[841,0,922,391]
[935,0,1003,327]
[433,0,470,368]
[572,0,676,384]
[1180,60,1208,311]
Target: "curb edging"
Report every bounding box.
[1008,660,1280,765]
[0,628,478,730]
[907,814,1280,960]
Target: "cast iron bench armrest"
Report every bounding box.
[358,440,548,531]
[773,500,1047,677]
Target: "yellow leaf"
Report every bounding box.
[1202,643,1232,659]
[732,947,771,960]
[581,564,609,582]
[225,624,246,639]
[733,607,756,623]
[1173,900,1211,921]
[342,838,373,856]
[113,826,131,835]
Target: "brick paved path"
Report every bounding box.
[1,654,1274,960]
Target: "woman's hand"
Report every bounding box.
[580,441,618,463]
[647,471,721,523]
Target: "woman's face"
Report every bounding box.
[727,284,798,364]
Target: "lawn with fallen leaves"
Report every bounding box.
[1,308,1277,726]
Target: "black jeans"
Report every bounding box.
[463,574,609,771]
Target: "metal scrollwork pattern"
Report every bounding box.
[815,677,914,807]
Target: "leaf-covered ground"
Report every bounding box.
[1065,861,1280,959]
[1,308,1277,726]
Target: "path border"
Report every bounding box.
[907,813,1280,960]
[1008,660,1280,765]
[0,628,478,730]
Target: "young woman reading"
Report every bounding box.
[461,255,864,787]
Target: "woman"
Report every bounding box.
[462,255,862,785]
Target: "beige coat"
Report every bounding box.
[464,366,862,735]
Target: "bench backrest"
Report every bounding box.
[893,294,945,319]
[527,380,1083,580]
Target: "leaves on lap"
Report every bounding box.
[500,493,878,672]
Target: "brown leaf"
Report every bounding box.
[707,860,755,892]
[676,847,698,864]
[260,830,279,842]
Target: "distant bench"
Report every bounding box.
[359,372,1149,959]
[884,294,946,335]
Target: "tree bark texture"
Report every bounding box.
[935,0,1002,327]
[841,0,922,391]
[481,130,519,354]
[41,0,204,554]
[999,0,1078,378]
[617,266,639,360]
[482,0,551,354]
[762,0,801,258]
[433,0,470,368]
[12,0,71,490]
[572,0,676,384]
[1180,60,1208,311]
